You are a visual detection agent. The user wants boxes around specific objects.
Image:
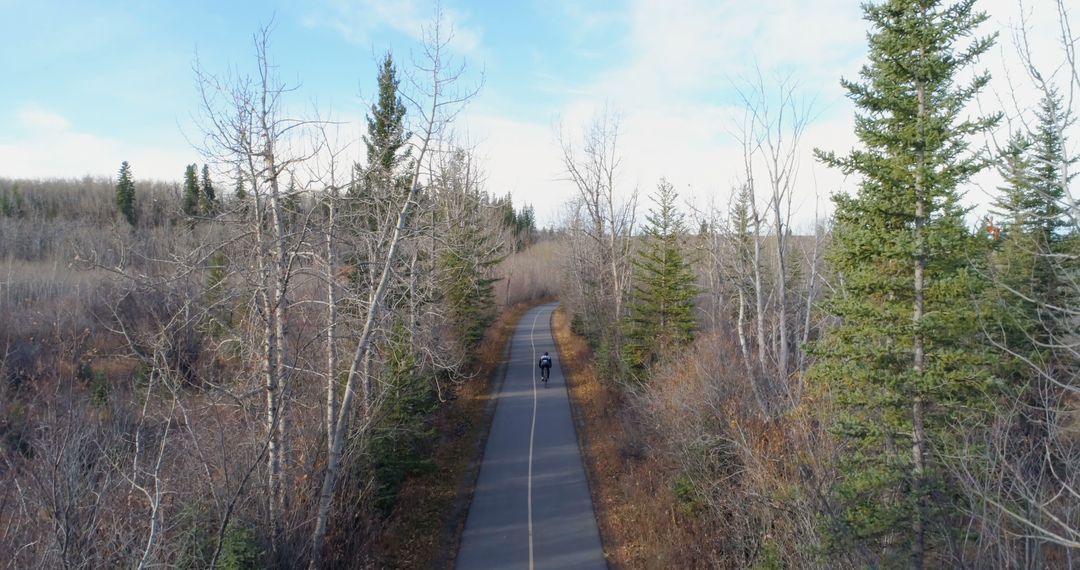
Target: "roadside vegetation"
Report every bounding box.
[554,1,1080,567]
[4,0,1080,568]
[0,14,560,569]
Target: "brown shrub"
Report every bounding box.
[554,307,705,568]
[557,308,851,569]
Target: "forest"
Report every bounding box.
[2,0,1080,568]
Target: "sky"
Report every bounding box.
[0,0,1075,228]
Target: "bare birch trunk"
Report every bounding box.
[261,71,292,552]
[253,187,285,553]
[736,289,752,376]
[270,192,291,529]
[750,195,767,377]
[325,189,338,459]
[737,73,810,405]
[309,14,475,559]
[309,179,420,568]
[409,246,420,344]
[798,217,822,379]
[771,201,789,381]
[911,69,928,570]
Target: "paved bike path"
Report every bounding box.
[456,303,606,569]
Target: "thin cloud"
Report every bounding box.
[1,116,194,181]
[468,0,1073,228]
[479,0,868,227]
[18,105,71,131]
[304,0,482,55]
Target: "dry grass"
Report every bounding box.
[495,240,563,307]
[373,301,540,569]
[0,179,562,567]
[553,307,714,569]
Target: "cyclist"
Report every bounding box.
[538,351,552,383]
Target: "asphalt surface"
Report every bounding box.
[456,303,607,570]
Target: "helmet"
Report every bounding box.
[543,352,549,356]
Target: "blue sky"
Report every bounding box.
[0,0,635,151]
[1,0,1072,226]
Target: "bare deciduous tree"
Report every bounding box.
[558,106,637,371]
[725,71,814,416]
[194,24,325,559]
[308,9,479,566]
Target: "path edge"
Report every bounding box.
[552,304,611,568]
[434,302,534,569]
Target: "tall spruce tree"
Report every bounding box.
[353,51,411,218]
[1027,92,1076,313]
[990,92,1076,396]
[1030,92,1074,233]
[992,132,1035,235]
[201,164,217,215]
[624,179,698,372]
[811,1,999,565]
[985,92,1076,395]
[979,92,1077,567]
[182,163,200,218]
[115,160,136,226]
[986,132,1041,365]
[365,53,410,178]
[437,150,505,348]
[234,166,247,201]
[349,51,412,296]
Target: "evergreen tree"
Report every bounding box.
[810,1,999,565]
[986,129,1049,362]
[493,195,537,251]
[991,131,1035,236]
[1029,91,1074,239]
[515,204,536,248]
[201,164,217,215]
[282,173,300,230]
[624,179,698,372]
[234,167,247,201]
[0,183,24,218]
[984,131,1041,371]
[370,319,437,514]
[352,51,411,222]
[986,92,1076,382]
[348,51,412,291]
[729,183,756,298]
[965,90,1078,569]
[437,150,505,348]
[365,52,410,179]
[727,183,759,369]
[116,160,136,226]
[183,163,200,218]
[1026,92,1076,312]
